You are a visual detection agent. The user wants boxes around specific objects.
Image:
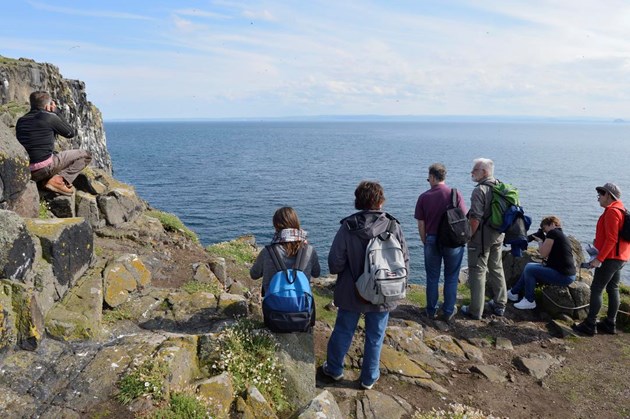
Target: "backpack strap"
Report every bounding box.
[610,206,627,256]
[377,218,397,241]
[450,188,458,209]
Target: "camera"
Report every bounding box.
[527,228,545,242]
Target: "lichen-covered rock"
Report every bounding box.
[297,390,343,419]
[166,290,218,323]
[3,280,44,351]
[196,372,234,418]
[424,335,466,360]
[218,293,248,318]
[275,332,316,410]
[0,282,18,352]
[0,209,36,281]
[379,346,431,378]
[0,122,30,206]
[541,281,590,320]
[24,218,93,291]
[244,386,278,419]
[155,335,199,392]
[45,267,103,341]
[102,254,151,308]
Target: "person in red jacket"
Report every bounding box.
[573,183,630,336]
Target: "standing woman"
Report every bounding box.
[507,216,576,309]
[250,206,320,297]
[573,183,630,336]
[322,181,409,390]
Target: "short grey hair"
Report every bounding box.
[473,158,494,176]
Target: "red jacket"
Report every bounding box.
[594,200,630,262]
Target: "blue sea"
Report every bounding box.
[105,121,630,284]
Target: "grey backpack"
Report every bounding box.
[356,219,407,304]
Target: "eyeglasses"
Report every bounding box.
[426,178,430,182]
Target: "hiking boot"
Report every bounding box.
[485,300,505,317]
[460,305,481,320]
[44,175,73,196]
[596,319,617,335]
[507,289,519,302]
[360,376,379,390]
[572,320,596,336]
[441,306,458,323]
[321,361,343,381]
[421,310,438,321]
[514,299,536,310]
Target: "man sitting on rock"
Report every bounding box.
[16,91,92,196]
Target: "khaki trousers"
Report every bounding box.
[467,238,507,319]
[31,150,92,184]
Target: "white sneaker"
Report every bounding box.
[514,299,536,310]
[507,289,519,302]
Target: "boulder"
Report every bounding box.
[274,332,316,410]
[2,280,44,351]
[540,282,590,320]
[42,192,75,218]
[218,293,248,318]
[470,365,508,383]
[102,254,151,308]
[209,257,229,287]
[97,188,145,227]
[297,390,343,419]
[7,181,39,218]
[75,191,104,228]
[45,267,103,341]
[244,386,278,419]
[0,122,30,206]
[513,353,564,380]
[0,210,36,281]
[24,218,93,291]
[155,335,199,392]
[196,372,234,418]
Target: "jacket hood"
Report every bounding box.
[340,210,395,240]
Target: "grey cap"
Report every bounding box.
[596,183,622,200]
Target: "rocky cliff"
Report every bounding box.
[0,55,112,173]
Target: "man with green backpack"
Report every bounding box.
[461,158,508,319]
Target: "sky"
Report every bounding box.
[2,0,630,120]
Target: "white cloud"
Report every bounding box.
[27,0,154,20]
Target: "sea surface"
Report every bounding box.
[105,121,630,284]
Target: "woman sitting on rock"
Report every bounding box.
[507,215,576,310]
[250,206,320,293]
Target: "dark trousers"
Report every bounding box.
[586,259,626,324]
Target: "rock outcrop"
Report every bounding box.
[0,56,112,173]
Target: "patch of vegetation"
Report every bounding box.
[312,286,337,327]
[181,280,221,295]
[206,240,257,264]
[209,318,288,412]
[102,307,134,324]
[145,210,199,243]
[0,101,29,118]
[116,358,169,405]
[405,285,427,307]
[150,392,210,419]
[38,200,51,219]
[414,402,498,418]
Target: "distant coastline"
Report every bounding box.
[105,115,627,124]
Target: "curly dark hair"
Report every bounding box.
[354,180,385,210]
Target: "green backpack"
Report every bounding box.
[486,181,520,230]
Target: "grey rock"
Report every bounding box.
[209,256,229,287]
[297,390,343,419]
[196,372,234,418]
[514,353,564,380]
[470,365,508,383]
[275,332,316,410]
[495,337,514,350]
[43,192,75,218]
[0,122,30,205]
[75,191,103,228]
[0,210,35,281]
[7,181,39,218]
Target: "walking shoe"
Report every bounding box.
[507,289,519,302]
[513,299,536,310]
[441,306,458,323]
[460,305,481,320]
[485,300,505,317]
[321,361,343,381]
[421,310,438,320]
[572,320,596,336]
[360,376,379,390]
[596,319,617,335]
[44,175,73,196]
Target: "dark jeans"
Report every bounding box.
[586,259,626,325]
[511,262,575,302]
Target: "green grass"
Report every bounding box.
[312,287,337,327]
[405,285,427,307]
[150,392,210,419]
[102,307,134,324]
[38,200,50,219]
[145,210,199,243]
[0,101,29,118]
[208,318,288,412]
[116,358,169,405]
[206,240,257,264]
[181,280,221,295]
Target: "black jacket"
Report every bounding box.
[16,108,75,164]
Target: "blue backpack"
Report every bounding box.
[262,245,314,333]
